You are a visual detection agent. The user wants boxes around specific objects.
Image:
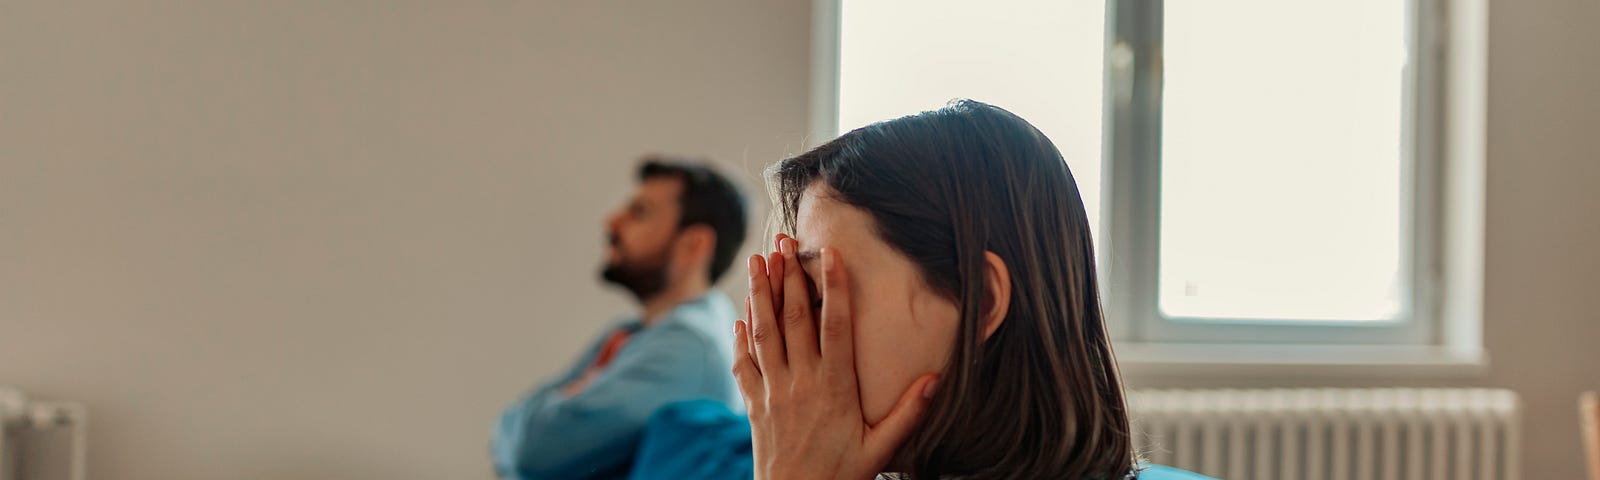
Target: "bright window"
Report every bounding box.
[1160,0,1409,323]
[830,0,1441,344]
[837,0,1106,243]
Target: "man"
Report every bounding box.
[492,157,749,479]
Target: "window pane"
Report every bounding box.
[838,0,1106,240]
[1159,0,1408,321]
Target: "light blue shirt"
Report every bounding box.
[492,293,740,480]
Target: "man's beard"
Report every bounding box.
[600,257,669,301]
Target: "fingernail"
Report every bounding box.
[822,247,837,271]
[779,237,794,257]
[923,378,941,399]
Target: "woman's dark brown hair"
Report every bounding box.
[770,100,1135,479]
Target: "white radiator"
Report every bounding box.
[0,387,87,480]
[1129,388,1520,480]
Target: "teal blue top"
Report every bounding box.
[491,293,740,480]
[1137,464,1217,479]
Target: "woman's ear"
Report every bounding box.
[980,251,1011,341]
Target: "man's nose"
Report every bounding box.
[604,210,624,233]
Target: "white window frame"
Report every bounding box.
[1104,0,1440,346]
[810,0,1487,375]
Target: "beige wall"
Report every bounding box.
[0,1,807,479]
[2,1,1597,479]
[1478,0,1600,476]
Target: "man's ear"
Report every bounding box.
[980,251,1012,341]
[673,225,717,269]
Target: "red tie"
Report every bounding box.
[590,328,633,370]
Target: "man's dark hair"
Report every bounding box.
[639,156,749,284]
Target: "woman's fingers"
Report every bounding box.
[743,296,759,371]
[817,247,857,383]
[746,254,788,374]
[730,320,765,407]
[863,374,940,458]
[766,249,784,326]
[779,237,820,365]
[764,233,784,308]
[769,234,789,327]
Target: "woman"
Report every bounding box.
[732,100,1142,479]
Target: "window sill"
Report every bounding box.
[1114,343,1488,379]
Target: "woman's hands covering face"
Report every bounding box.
[732,235,941,480]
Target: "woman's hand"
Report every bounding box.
[733,236,941,480]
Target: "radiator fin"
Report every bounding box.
[1130,388,1520,480]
